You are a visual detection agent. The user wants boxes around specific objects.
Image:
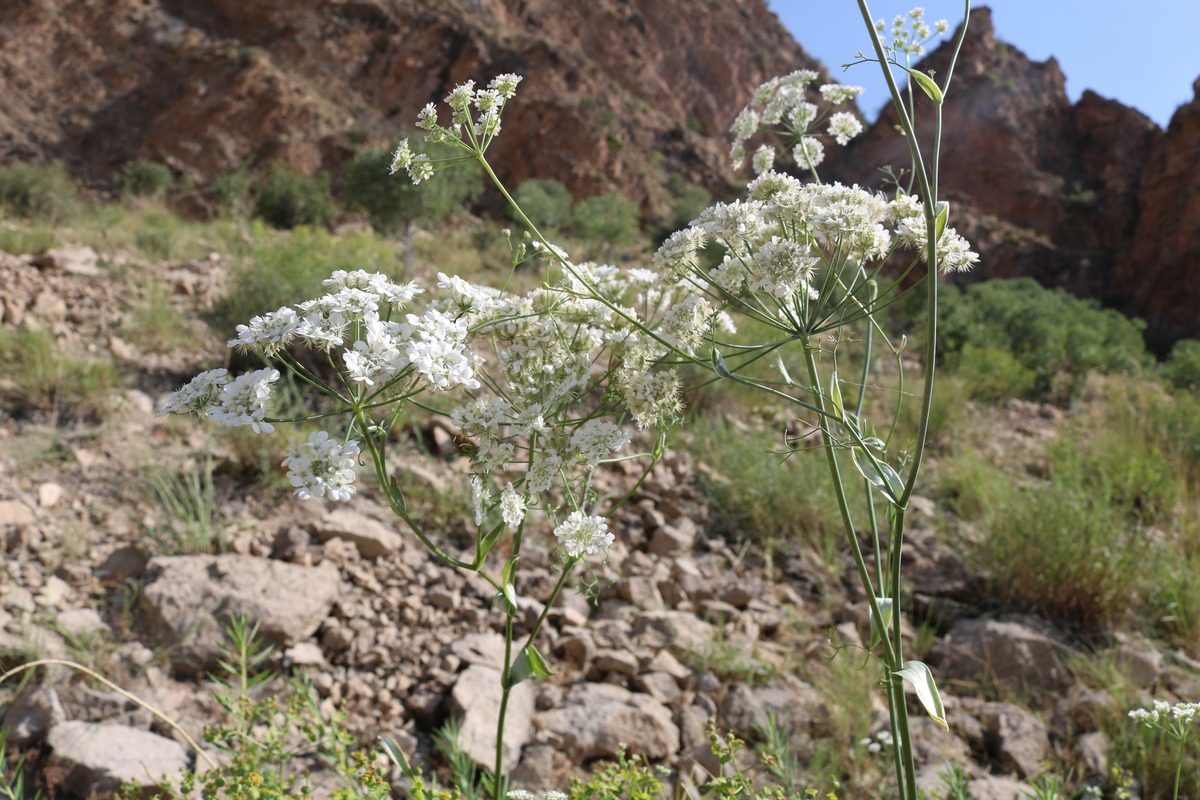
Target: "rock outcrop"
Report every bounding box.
[0,0,826,209]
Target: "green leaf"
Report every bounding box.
[830,368,844,419]
[712,349,734,379]
[510,643,553,686]
[380,737,411,772]
[896,64,944,104]
[851,447,906,506]
[934,200,950,241]
[893,660,948,732]
[870,596,894,643]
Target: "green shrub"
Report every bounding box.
[212,166,253,217]
[658,173,712,238]
[947,343,1035,403]
[205,224,399,336]
[0,161,78,223]
[341,143,482,236]
[938,278,1150,404]
[508,178,573,231]
[0,328,118,421]
[253,163,336,230]
[571,192,641,253]
[692,415,867,564]
[1162,339,1200,391]
[119,161,174,197]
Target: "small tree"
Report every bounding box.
[253,163,336,230]
[342,143,482,269]
[571,192,640,257]
[507,178,572,232]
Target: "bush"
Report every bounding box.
[947,343,1035,403]
[253,163,336,230]
[0,161,78,223]
[0,328,118,421]
[658,173,712,238]
[508,178,573,231]
[205,224,399,337]
[939,278,1150,403]
[571,192,641,253]
[119,161,174,197]
[1162,338,1200,391]
[341,143,482,236]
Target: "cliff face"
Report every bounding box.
[826,9,1162,302]
[1116,78,1200,352]
[0,0,824,208]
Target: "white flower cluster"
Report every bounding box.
[1129,700,1200,730]
[729,70,865,172]
[507,791,565,800]
[161,367,280,433]
[282,431,360,501]
[877,7,949,58]
[553,511,614,558]
[392,74,525,185]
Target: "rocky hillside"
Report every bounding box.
[3,3,1199,347]
[0,0,823,208]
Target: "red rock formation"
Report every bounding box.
[1116,78,1200,352]
[0,0,827,211]
[826,7,1162,306]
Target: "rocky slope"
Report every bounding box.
[0,0,824,210]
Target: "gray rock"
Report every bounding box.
[2,685,65,746]
[648,517,697,556]
[312,509,403,559]
[1076,730,1109,779]
[96,546,148,582]
[537,682,680,761]
[448,664,533,771]
[0,499,36,527]
[46,721,189,796]
[138,554,339,673]
[37,482,64,508]
[718,679,823,739]
[55,608,107,638]
[930,618,1073,693]
[33,245,101,276]
[1114,642,1165,689]
[983,702,1050,779]
[632,610,715,651]
[635,672,682,705]
[965,775,1035,800]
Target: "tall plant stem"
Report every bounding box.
[799,341,916,799]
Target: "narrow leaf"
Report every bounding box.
[712,349,734,379]
[851,448,905,506]
[934,201,950,241]
[896,64,944,104]
[829,368,844,419]
[894,660,948,732]
[870,596,894,643]
[510,643,553,686]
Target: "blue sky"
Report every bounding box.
[767,1,1200,128]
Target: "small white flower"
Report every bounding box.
[207,368,279,433]
[282,431,360,501]
[159,369,228,416]
[828,111,864,146]
[389,139,413,175]
[500,483,526,528]
[553,510,614,558]
[488,73,523,98]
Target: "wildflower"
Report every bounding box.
[207,368,279,433]
[819,84,866,105]
[569,419,631,468]
[748,237,820,299]
[793,137,825,171]
[471,474,488,525]
[828,112,864,146]
[553,510,614,558]
[658,295,716,353]
[752,144,776,175]
[399,310,482,391]
[488,73,523,98]
[499,483,526,527]
[228,306,300,355]
[159,369,228,416]
[619,367,683,429]
[282,431,360,501]
[389,138,414,175]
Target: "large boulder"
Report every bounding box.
[448,664,534,772]
[536,682,680,761]
[929,618,1073,693]
[138,554,340,673]
[47,721,189,797]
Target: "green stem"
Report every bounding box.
[1173,738,1183,800]
[492,609,515,800]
